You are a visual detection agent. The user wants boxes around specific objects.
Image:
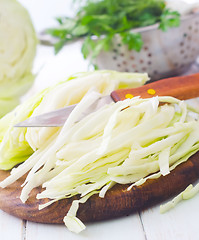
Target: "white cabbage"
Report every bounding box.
[0,0,37,116]
[0,70,148,170]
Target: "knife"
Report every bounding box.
[15,73,199,127]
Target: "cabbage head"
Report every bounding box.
[0,0,37,117]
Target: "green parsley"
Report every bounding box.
[47,0,180,65]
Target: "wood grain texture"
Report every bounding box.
[111,73,199,101]
[0,151,199,224]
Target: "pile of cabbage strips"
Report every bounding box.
[0,0,37,117]
[1,70,199,233]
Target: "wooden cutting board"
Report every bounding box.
[1,73,199,224]
[0,151,199,224]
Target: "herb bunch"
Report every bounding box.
[47,0,180,63]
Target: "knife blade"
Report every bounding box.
[15,73,199,127]
[15,95,113,127]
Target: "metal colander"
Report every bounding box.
[94,12,199,81]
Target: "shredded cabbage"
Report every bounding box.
[160,183,199,213]
[1,87,199,233]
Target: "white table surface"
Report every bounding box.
[1,1,199,239]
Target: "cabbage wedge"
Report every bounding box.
[0,70,148,170]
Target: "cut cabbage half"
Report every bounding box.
[0,70,148,170]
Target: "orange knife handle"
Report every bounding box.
[111,73,199,102]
